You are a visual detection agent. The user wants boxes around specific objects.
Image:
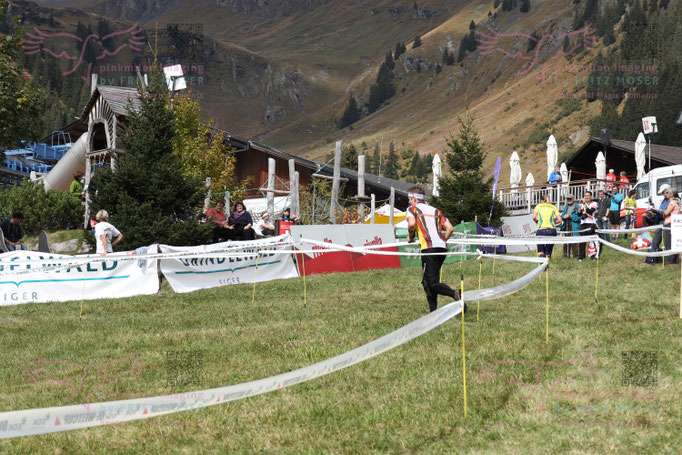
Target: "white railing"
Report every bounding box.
[498,179,633,214]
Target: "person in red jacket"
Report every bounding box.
[605,169,617,190]
[618,171,630,189]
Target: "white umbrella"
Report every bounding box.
[560,162,568,183]
[635,132,646,181]
[596,151,606,189]
[432,153,442,197]
[525,172,535,187]
[509,151,522,190]
[546,135,558,182]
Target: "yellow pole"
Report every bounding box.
[477,260,482,322]
[594,256,599,302]
[460,274,467,419]
[251,253,260,303]
[545,267,549,344]
[79,260,89,321]
[301,252,307,308]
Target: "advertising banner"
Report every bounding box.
[0,246,159,306]
[501,214,536,253]
[289,225,400,275]
[159,235,297,293]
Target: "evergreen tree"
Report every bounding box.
[383,141,400,179]
[341,143,359,169]
[494,0,500,8]
[527,31,539,52]
[467,29,477,51]
[90,67,212,248]
[421,154,433,180]
[0,4,45,150]
[394,42,406,59]
[435,63,442,74]
[370,144,381,174]
[385,52,395,70]
[413,35,422,48]
[562,36,571,54]
[469,20,476,30]
[431,115,506,226]
[456,39,466,62]
[442,47,451,64]
[520,0,531,13]
[340,95,359,128]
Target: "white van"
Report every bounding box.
[631,164,682,226]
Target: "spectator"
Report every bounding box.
[645,184,671,264]
[578,191,598,261]
[618,171,630,189]
[281,207,292,222]
[623,189,637,239]
[94,210,123,256]
[548,167,562,184]
[206,201,232,243]
[1,212,26,251]
[608,187,624,239]
[605,168,617,190]
[532,194,562,260]
[596,189,611,243]
[561,194,581,258]
[662,187,680,265]
[257,212,276,237]
[229,201,255,241]
[69,171,85,200]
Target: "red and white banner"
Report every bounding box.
[289,225,400,275]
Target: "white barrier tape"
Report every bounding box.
[0,251,549,439]
[446,235,600,246]
[595,225,669,234]
[299,238,481,257]
[0,301,465,439]
[597,239,682,258]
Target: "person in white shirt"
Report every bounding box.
[257,212,276,237]
[94,209,123,256]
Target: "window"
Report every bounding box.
[654,176,682,193]
[636,183,649,199]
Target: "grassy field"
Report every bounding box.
[0,243,680,454]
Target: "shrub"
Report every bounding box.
[0,180,84,233]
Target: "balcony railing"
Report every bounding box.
[497,179,633,214]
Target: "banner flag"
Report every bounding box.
[158,235,298,293]
[0,246,159,306]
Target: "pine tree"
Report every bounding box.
[370,144,381,174]
[0,4,45,150]
[90,67,212,248]
[340,95,359,128]
[469,20,476,30]
[421,154,433,180]
[435,63,442,74]
[442,47,451,64]
[413,35,422,48]
[432,116,506,225]
[385,52,395,70]
[467,29,477,51]
[520,0,531,13]
[527,31,539,52]
[383,142,400,179]
[341,143,359,169]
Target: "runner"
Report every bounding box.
[406,186,462,313]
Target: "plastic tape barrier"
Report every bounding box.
[0,254,549,439]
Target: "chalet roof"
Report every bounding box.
[217,129,423,197]
[81,85,141,120]
[608,137,682,164]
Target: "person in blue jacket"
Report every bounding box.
[561,194,581,258]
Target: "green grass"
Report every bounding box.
[0,244,680,453]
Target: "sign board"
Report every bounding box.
[501,215,535,253]
[158,235,297,293]
[642,116,658,134]
[163,64,183,77]
[289,225,400,275]
[395,221,477,267]
[0,246,159,306]
[244,196,289,220]
[671,214,682,251]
